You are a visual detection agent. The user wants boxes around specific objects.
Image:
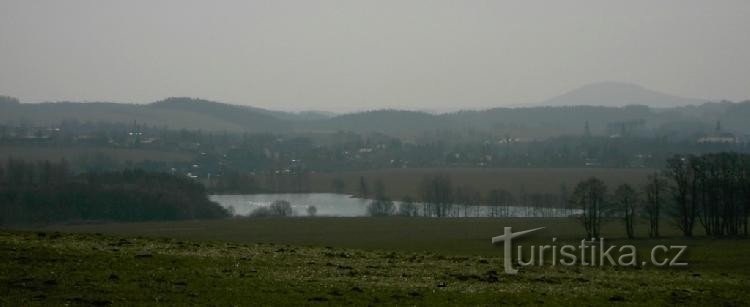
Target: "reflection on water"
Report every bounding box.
[210,193,580,217]
[210,193,370,217]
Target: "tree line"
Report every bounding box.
[361,152,749,239]
[0,159,228,225]
[362,175,574,218]
[571,152,749,238]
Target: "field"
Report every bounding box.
[1,217,747,305]
[309,168,656,200]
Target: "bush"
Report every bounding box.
[247,200,294,218]
[306,205,317,217]
[248,207,273,218]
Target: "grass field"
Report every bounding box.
[309,168,656,200]
[0,217,745,305]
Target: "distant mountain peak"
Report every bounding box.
[539,81,707,108]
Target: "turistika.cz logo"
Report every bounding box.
[491,227,687,274]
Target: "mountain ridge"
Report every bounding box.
[2,83,748,138]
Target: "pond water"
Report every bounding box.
[210,193,580,217]
[210,193,371,217]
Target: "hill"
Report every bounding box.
[150,97,289,132]
[308,109,451,137]
[539,82,707,108]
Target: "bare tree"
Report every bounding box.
[614,184,638,239]
[269,200,293,217]
[419,174,454,217]
[358,176,369,198]
[373,179,386,200]
[665,155,698,237]
[486,188,514,217]
[643,173,667,238]
[398,196,418,217]
[368,179,395,216]
[454,185,480,217]
[368,199,395,216]
[571,177,607,238]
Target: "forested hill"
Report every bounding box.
[440,102,750,138]
[2,95,750,138]
[308,110,453,137]
[150,98,290,132]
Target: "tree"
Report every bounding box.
[486,188,514,217]
[398,196,418,217]
[368,198,395,216]
[643,173,667,238]
[358,176,369,198]
[419,174,454,217]
[665,155,698,237]
[306,205,317,217]
[331,178,346,193]
[571,177,607,238]
[269,200,293,217]
[367,178,394,216]
[248,207,273,218]
[373,179,386,200]
[0,162,228,225]
[614,184,638,239]
[742,155,750,237]
[687,153,747,237]
[454,185,480,217]
[559,183,570,215]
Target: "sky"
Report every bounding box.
[1,0,749,112]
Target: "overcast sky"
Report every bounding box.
[1,1,749,112]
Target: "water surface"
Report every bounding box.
[210,193,580,217]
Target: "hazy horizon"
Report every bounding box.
[2,1,749,112]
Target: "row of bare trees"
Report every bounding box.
[419,175,570,218]
[570,176,674,239]
[665,153,750,237]
[572,152,750,238]
[366,174,573,217]
[369,152,750,236]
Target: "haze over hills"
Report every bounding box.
[538,82,708,108]
[1,83,748,138]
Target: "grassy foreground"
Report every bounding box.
[3,218,750,305]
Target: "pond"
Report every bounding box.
[210,193,580,217]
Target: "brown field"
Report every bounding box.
[309,168,656,200]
